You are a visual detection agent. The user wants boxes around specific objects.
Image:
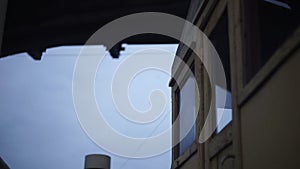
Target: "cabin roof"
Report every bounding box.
[1,0,190,58]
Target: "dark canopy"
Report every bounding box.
[1,0,190,58]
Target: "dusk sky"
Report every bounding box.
[0,44,177,169]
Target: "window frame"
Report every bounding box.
[238,0,300,105]
[171,57,199,164]
[198,0,235,160]
[171,0,240,167]
[201,0,233,137]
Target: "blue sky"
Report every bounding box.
[0,44,177,169]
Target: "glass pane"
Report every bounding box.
[215,86,232,133]
[179,75,196,155]
[243,0,299,83]
[208,9,232,133]
[259,0,299,62]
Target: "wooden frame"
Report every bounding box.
[172,87,180,162]
[228,1,300,169]
[171,0,299,169]
[201,0,231,134]
[171,0,238,168]
[200,2,237,169]
[238,0,300,105]
[171,57,197,168]
[238,27,300,105]
[227,0,244,169]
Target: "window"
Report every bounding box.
[179,74,197,155]
[172,62,197,159]
[215,86,232,133]
[243,0,300,84]
[208,8,232,133]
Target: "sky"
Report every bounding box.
[0,44,177,169]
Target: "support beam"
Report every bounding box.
[0,0,8,55]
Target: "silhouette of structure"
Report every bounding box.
[0,157,10,169]
[0,0,190,59]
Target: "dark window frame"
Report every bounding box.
[238,0,300,105]
[241,0,300,85]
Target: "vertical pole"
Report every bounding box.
[0,0,8,54]
[84,154,111,169]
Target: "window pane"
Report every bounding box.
[244,0,299,83]
[179,75,196,155]
[208,9,232,133]
[259,0,299,61]
[216,86,232,133]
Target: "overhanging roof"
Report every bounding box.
[1,0,191,58]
